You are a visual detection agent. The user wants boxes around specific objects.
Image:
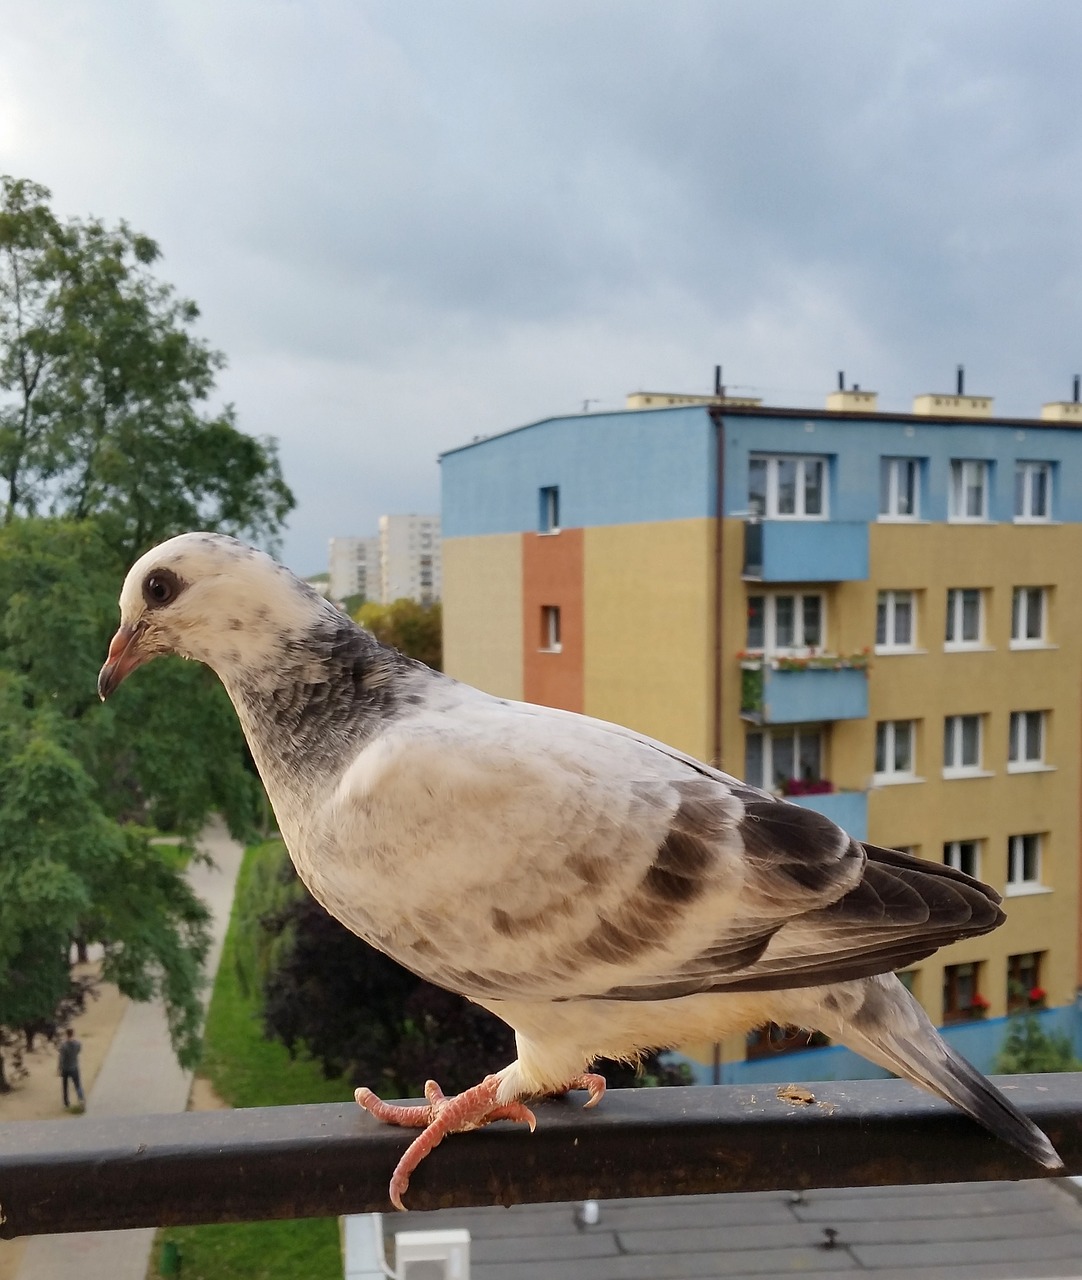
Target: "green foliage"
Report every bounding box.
[994,1008,1082,1074]
[0,173,296,1077]
[0,175,294,562]
[355,598,442,670]
[149,842,345,1278]
[200,841,347,1109]
[231,840,305,1003]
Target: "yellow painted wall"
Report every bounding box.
[442,534,524,698]
[720,519,1080,1035]
[860,522,1082,1020]
[583,519,715,761]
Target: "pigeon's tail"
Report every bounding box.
[815,975,1064,1172]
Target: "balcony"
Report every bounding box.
[743,519,868,582]
[740,658,869,725]
[785,786,868,840]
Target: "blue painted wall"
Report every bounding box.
[440,408,716,538]
[673,1004,1080,1086]
[721,413,1082,524]
[441,406,1082,537]
[762,665,869,724]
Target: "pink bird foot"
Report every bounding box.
[355,1071,608,1209]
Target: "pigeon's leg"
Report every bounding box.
[355,1074,537,1210]
[549,1072,607,1108]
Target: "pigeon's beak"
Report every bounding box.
[98,622,149,701]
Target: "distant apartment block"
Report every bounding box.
[439,375,1082,1082]
[379,513,442,605]
[328,535,380,602]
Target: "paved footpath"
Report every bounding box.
[15,821,245,1280]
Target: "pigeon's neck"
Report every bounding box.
[221,609,421,806]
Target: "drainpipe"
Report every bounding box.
[712,410,726,769]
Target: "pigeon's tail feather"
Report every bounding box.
[821,977,1064,1172]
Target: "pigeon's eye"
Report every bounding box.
[143,571,178,608]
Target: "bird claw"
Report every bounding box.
[356,1074,537,1210]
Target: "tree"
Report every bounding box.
[256,847,690,1097]
[0,174,297,1080]
[0,175,293,562]
[0,668,211,1084]
[355,599,442,671]
[994,1004,1082,1074]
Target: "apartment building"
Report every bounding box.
[379,513,442,605]
[439,381,1082,1080]
[328,535,380,602]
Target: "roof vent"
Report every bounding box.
[1041,375,1082,424]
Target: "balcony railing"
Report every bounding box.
[2,1077,1080,1237]
[743,519,868,581]
[740,657,869,724]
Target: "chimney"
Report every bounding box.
[913,368,992,418]
[1040,375,1082,424]
[826,372,878,412]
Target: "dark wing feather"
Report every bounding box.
[577,789,1005,1001]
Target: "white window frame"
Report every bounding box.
[1014,461,1052,523]
[745,591,825,656]
[1011,587,1048,648]
[744,725,824,794]
[949,459,991,523]
[540,605,562,652]
[748,454,829,520]
[539,485,560,534]
[874,720,918,784]
[945,588,985,650]
[944,839,981,879]
[876,590,917,653]
[943,713,985,777]
[1006,833,1044,895]
[879,457,922,521]
[1008,710,1047,772]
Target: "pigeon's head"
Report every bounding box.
[98,532,321,699]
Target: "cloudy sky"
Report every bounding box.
[2,1,1080,572]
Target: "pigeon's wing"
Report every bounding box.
[321,689,1003,1005]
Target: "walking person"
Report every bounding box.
[58,1027,85,1108]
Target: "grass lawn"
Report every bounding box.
[148,839,348,1280]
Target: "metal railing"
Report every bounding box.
[2,1076,1080,1238]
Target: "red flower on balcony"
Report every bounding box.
[970,992,991,1012]
[1028,986,1047,1004]
[781,778,835,797]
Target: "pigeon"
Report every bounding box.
[99,532,1064,1207]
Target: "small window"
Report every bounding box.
[748,454,829,519]
[945,588,984,648]
[879,458,921,520]
[875,720,916,782]
[949,460,990,522]
[1014,462,1052,522]
[943,961,985,1023]
[944,839,981,878]
[1008,710,1046,770]
[876,590,916,651]
[539,486,560,533]
[896,969,918,995]
[1007,833,1043,893]
[1011,587,1047,647]
[1006,951,1044,1012]
[745,592,824,655]
[540,605,561,652]
[943,714,983,775]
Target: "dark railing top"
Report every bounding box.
[2,1076,1080,1238]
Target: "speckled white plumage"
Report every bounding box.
[101,533,1064,1178]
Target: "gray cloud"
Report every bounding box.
[1,0,1080,571]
